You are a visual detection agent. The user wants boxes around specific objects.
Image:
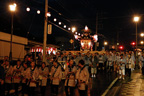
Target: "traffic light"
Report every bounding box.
[119,46,124,50]
[131,42,136,46]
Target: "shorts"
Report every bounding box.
[91,68,97,74]
[119,69,125,75]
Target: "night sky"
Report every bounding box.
[0,0,144,50]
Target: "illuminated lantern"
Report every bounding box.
[26,7,30,12]
[54,18,57,22]
[47,12,51,17]
[74,35,78,40]
[37,10,40,14]
[80,26,92,51]
[93,35,98,42]
[85,26,89,31]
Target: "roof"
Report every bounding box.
[28,40,59,48]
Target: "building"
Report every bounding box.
[0,32,28,60]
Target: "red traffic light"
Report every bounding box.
[131,42,136,46]
[119,46,124,50]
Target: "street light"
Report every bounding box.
[72,27,76,33]
[9,3,16,61]
[134,16,140,69]
[71,27,76,50]
[140,41,144,44]
[37,10,40,14]
[140,33,144,37]
[104,41,108,51]
[9,3,16,11]
[104,41,108,45]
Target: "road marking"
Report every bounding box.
[101,77,118,96]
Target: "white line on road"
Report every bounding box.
[101,77,118,96]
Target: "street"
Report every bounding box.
[7,70,117,96]
[30,71,117,96]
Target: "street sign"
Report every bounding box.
[70,39,74,44]
[48,24,52,34]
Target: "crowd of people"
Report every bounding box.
[0,50,144,96]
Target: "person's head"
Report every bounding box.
[120,54,123,58]
[17,60,21,66]
[69,52,71,55]
[82,53,85,57]
[128,54,131,58]
[23,62,28,68]
[5,60,9,66]
[53,60,58,67]
[116,53,119,56]
[78,59,85,68]
[69,59,74,66]
[4,56,8,61]
[30,61,35,68]
[60,53,64,57]
[142,53,144,57]
[42,62,46,68]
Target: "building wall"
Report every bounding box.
[0,32,28,60]
[0,41,26,60]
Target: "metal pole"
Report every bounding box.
[95,13,98,51]
[136,23,138,69]
[10,13,14,61]
[73,36,74,50]
[43,0,48,62]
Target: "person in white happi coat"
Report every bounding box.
[39,62,49,96]
[115,53,120,73]
[13,60,23,95]
[26,61,39,96]
[4,60,13,95]
[107,53,114,72]
[126,54,134,78]
[74,53,82,66]
[98,54,104,71]
[65,59,77,96]
[112,52,117,72]
[50,60,62,95]
[118,54,127,80]
[76,59,89,96]
[21,62,28,96]
[139,53,144,75]
[91,53,99,77]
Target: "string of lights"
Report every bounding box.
[24,6,81,36]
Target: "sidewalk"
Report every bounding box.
[112,70,144,96]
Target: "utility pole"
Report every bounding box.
[10,13,14,61]
[116,31,119,51]
[95,13,98,51]
[43,0,48,62]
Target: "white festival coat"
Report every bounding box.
[64,65,77,87]
[50,65,62,85]
[76,66,89,90]
[39,67,49,86]
[26,67,39,87]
